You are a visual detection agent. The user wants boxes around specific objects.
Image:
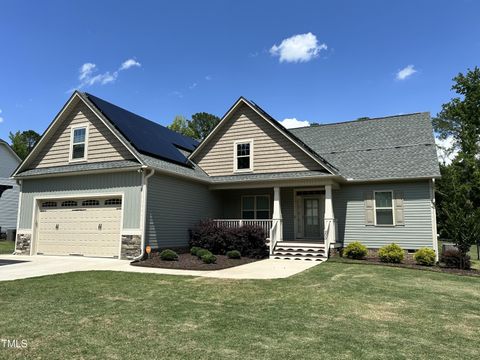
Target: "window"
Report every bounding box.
[41,201,57,208]
[82,199,99,206]
[105,198,122,206]
[374,191,394,225]
[241,195,270,219]
[234,140,253,172]
[61,200,78,207]
[70,126,87,161]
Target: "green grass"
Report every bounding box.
[0,240,15,254]
[1,263,479,359]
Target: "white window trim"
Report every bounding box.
[233,139,254,173]
[373,190,395,226]
[69,124,89,162]
[241,194,270,219]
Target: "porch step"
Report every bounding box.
[272,254,326,262]
[271,241,327,262]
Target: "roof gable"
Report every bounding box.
[189,97,338,175]
[13,92,141,177]
[84,93,198,166]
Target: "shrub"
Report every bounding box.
[413,248,436,266]
[226,250,241,259]
[343,242,368,259]
[159,249,178,261]
[441,249,471,269]
[190,246,202,256]
[196,248,211,259]
[201,253,217,264]
[189,220,268,258]
[378,243,404,263]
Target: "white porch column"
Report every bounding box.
[272,186,283,241]
[324,184,335,249]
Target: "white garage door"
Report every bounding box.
[36,197,122,258]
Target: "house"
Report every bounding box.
[12,92,440,260]
[0,139,21,235]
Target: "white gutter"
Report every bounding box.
[134,167,155,261]
[13,179,22,255]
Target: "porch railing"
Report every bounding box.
[269,219,282,255]
[324,218,338,257]
[212,219,273,237]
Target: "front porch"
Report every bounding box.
[212,184,339,260]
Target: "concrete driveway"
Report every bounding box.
[0,255,320,281]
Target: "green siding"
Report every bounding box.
[19,171,142,230]
[333,181,434,249]
[146,174,221,248]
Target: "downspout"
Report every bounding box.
[13,179,22,255]
[133,167,155,261]
[431,178,439,262]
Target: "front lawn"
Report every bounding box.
[1,263,479,359]
[0,240,14,254]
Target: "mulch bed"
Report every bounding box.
[131,252,261,271]
[332,256,480,277]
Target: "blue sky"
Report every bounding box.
[1,0,479,141]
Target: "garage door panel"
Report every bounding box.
[37,198,122,258]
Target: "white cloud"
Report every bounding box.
[172,90,183,98]
[436,136,458,165]
[279,118,310,129]
[0,109,3,123]
[188,82,198,90]
[73,58,141,90]
[396,65,417,80]
[270,33,327,63]
[120,59,141,70]
[205,75,212,81]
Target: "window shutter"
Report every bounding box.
[296,196,304,237]
[394,191,405,226]
[364,191,374,225]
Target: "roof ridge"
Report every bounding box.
[319,142,435,155]
[288,111,429,130]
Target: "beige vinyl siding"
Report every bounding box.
[146,173,221,249]
[30,102,133,168]
[193,104,324,176]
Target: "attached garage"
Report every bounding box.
[35,197,123,258]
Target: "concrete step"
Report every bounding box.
[275,241,325,248]
[272,254,326,262]
[273,250,326,257]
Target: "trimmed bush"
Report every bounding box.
[159,249,178,261]
[196,248,211,259]
[378,243,404,263]
[226,250,241,259]
[189,220,268,258]
[441,249,471,269]
[190,246,202,256]
[413,248,436,266]
[201,253,217,264]
[343,242,367,260]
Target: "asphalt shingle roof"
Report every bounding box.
[15,160,141,178]
[289,112,440,180]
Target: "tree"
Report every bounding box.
[8,130,41,160]
[167,112,221,140]
[187,112,221,140]
[167,115,194,138]
[433,67,480,263]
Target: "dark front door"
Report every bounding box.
[304,198,321,238]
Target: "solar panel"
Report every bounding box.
[85,93,198,166]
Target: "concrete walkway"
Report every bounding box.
[0,255,320,281]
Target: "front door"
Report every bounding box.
[304,198,321,238]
